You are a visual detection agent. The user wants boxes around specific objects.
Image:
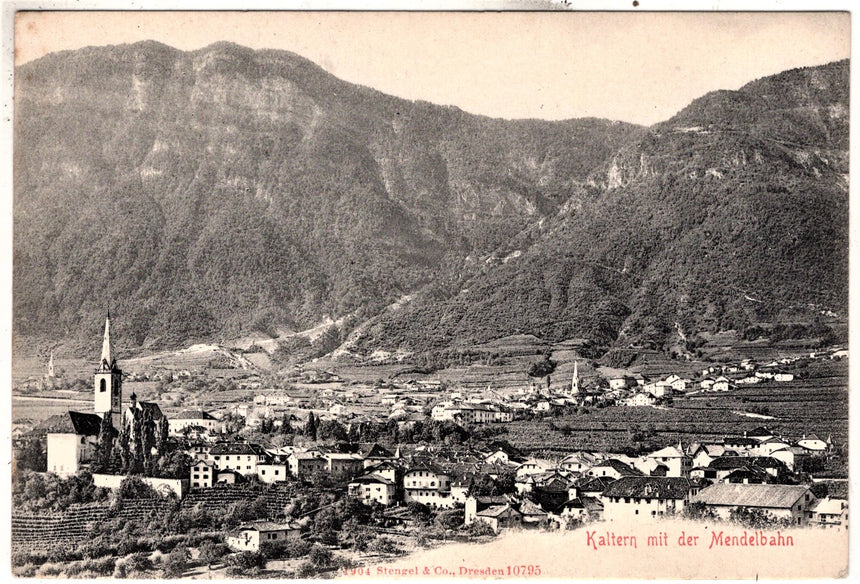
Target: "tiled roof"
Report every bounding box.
[708,456,785,470]
[129,401,164,420]
[477,504,520,518]
[691,483,810,509]
[574,476,613,492]
[210,442,267,456]
[237,521,297,532]
[350,473,394,486]
[174,409,217,421]
[68,411,103,436]
[648,445,685,459]
[602,477,690,500]
[810,497,846,515]
[595,459,644,476]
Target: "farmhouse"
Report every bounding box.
[798,434,828,452]
[168,410,221,436]
[226,522,299,552]
[324,452,364,481]
[587,459,643,480]
[691,483,815,525]
[190,460,215,488]
[256,463,289,484]
[208,442,269,475]
[625,392,656,407]
[474,504,523,533]
[810,497,848,530]
[646,444,690,477]
[287,451,327,479]
[348,474,397,506]
[601,477,690,522]
[403,463,455,508]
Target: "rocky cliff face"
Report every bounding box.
[355,60,849,354]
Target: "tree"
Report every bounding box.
[198,542,230,569]
[93,414,117,473]
[305,413,318,441]
[308,544,332,567]
[527,354,557,390]
[280,414,293,435]
[161,547,189,578]
[15,438,46,473]
[318,419,347,442]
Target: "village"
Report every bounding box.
[10,315,849,577]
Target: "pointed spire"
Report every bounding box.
[100,313,113,367]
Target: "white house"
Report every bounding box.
[208,442,269,475]
[168,409,221,436]
[798,434,828,452]
[348,474,397,506]
[256,463,290,484]
[712,377,733,391]
[625,392,656,407]
[810,497,848,530]
[403,463,455,508]
[190,460,216,489]
[608,377,628,390]
[601,477,690,522]
[646,445,690,477]
[516,458,555,479]
[587,459,642,480]
[226,522,299,552]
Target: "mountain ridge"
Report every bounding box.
[13,43,848,358]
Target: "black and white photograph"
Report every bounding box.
[8,8,851,579]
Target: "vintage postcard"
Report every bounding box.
[8,8,851,580]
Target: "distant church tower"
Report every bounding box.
[94,313,122,425]
[47,351,55,378]
[570,361,579,396]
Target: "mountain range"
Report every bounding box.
[13,42,849,358]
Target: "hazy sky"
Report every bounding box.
[14,11,851,125]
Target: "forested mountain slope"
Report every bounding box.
[13,43,847,355]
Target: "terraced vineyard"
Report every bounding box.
[498,359,848,456]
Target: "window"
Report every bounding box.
[635,510,639,515]
[194,474,199,479]
[100,379,106,392]
[261,470,266,475]
[226,456,230,461]
[275,470,279,476]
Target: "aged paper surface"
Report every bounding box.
[8,7,852,581]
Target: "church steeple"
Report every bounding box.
[94,312,122,423]
[570,360,579,395]
[99,312,114,370]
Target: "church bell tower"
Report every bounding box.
[94,313,122,424]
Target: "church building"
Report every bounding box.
[47,313,168,476]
